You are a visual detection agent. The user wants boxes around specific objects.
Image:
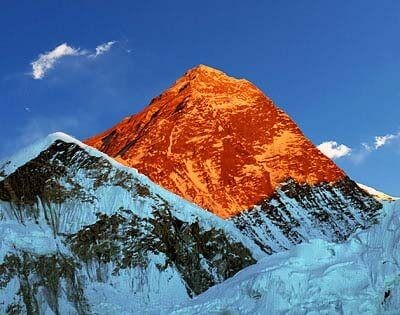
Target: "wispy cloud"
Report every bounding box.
[361,142,372,152]
[31,43,84,79]
[30,41,116,79]
[89,41,116,58]
[374,132,400,149]
[317,141,352,159]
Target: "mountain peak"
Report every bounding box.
[187,64,224,75]
[86,66,346,218]
[165,64,261,114]
[172,64,245,86]
[180,64,240,83]
[0,132,140,180]
[0,132,81,178]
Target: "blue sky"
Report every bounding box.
[0,1,399,195]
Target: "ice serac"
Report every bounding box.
[0,133,260,314]
[86,65,347,218]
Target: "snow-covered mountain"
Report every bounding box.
[0,133,262,314]
[173,199,400,314]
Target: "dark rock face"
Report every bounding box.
[68,209,255,296]
[0,140,154,232]
[0,253,89,315]
[232,177,382,254]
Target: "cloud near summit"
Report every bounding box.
[30,41,116,79]
[318,130,400,161]
[317,141,352,159]
[89,41,116,58]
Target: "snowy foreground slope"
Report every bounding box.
[173,200,400,314]
[0,133,261,314]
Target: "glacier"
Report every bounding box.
[173,200,400,314]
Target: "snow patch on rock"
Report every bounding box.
[357,182,398,201]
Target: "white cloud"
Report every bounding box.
[30,41,116,79]
[317,141,352,159]
[374,133,400,149]
[31,43,84,79]
[89,41,116,58]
